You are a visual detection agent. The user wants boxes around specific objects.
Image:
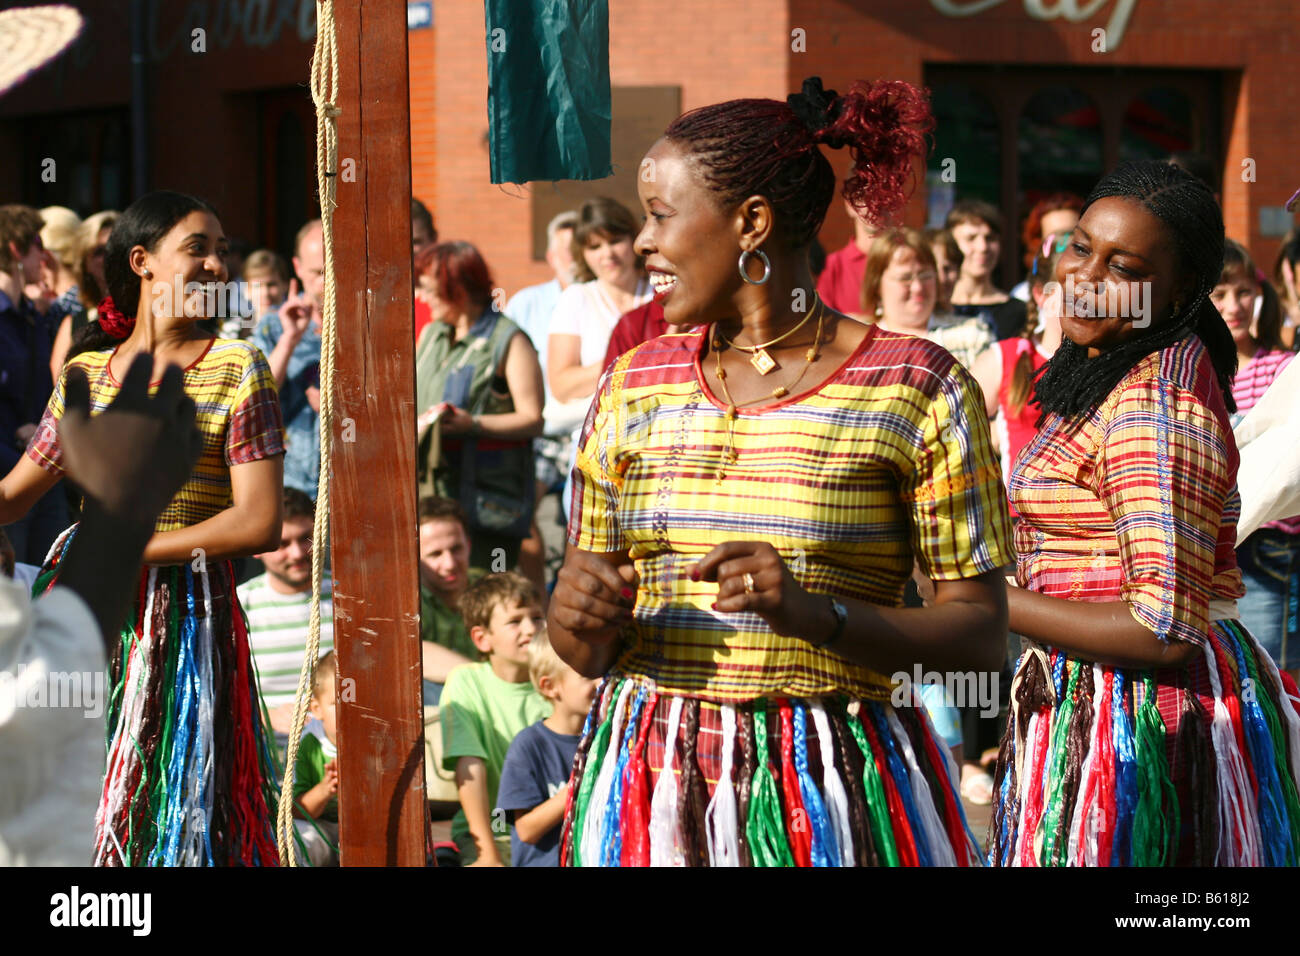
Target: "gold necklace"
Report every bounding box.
[715,297,821,375]
[711,302,827,482]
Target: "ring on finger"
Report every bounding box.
[742,572,756,594]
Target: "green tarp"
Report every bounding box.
[484,0,612,184]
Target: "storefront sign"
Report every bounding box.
[929,0,1138,50]
[408,2,433,31]
[147,0,317,61]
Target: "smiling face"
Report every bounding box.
[1210,265,1259,349]
[418,517,471,599]
[951,220,1000,279]
[635,138,748,326]
[138,210,229,320]
[1054,196,1187,357]
[581,231,637,288]
[879,246,937,330]
[260,514,313,592]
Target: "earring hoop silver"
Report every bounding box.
[738,248,771,286]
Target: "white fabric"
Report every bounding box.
[0,577,104,866]
[545,278,652,436]
[885,708,956,866]
[809,702,855,867]
[648,695,686,867]
[1233,355,1300,542]
[704,703,740,866]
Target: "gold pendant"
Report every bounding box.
[750,348,777,375]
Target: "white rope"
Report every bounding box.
[276,0,340,866]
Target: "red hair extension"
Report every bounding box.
[96,295,136,340]
[829,80,935,229]
[663,77,932,249]
[1019,193,1083,270]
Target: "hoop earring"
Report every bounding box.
[738,248,771,286]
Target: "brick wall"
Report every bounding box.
[424,0,789,299]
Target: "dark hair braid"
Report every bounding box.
[1033,161,1236,420]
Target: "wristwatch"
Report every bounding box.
[814,596,847,649]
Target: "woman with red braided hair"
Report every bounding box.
[0,191,287,866]
[547,78,1015,866]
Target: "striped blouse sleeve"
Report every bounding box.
[1098,373,1232,645]
[566,361,627,553]
[25,364,70,475]
[226,348,286,466]
[901,366,1015,580]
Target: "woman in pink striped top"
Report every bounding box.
[1213,238,1300,674]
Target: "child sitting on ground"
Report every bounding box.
[440,572,551,865]
[293,650,340,866]
[496,629,598,866]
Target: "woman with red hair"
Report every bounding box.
[1010,193,1082,303]
[547,78,1014,867]
[414,241,544,571]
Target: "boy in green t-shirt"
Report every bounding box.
[441,572,551,866]
[293,651,339,865]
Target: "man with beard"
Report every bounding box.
[239,487,334,749]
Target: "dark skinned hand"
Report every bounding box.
[690,541,823,639]
[58,354,203,528]
[549,550,639,645]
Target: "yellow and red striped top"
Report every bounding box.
[568,325,1015,703]
[28,338,285,533]
[1011,334,1245,645]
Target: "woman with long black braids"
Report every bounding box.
[548,78,1014,867]
[0,191,286,866]
[989,161,1300,866]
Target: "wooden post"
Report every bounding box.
[330,0,426,866]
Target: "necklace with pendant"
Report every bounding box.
[715,298,822,375]
[711,302,827,483]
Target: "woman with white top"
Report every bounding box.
[547,198,653,519]
[547,197,653,421]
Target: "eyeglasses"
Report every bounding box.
[886,271,937,286]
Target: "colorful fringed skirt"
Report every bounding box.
[989,619,1300,866]
[559,675,982,866]
[37,527,281,867]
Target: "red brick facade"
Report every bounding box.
[2,1,1295,296]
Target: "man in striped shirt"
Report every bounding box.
[238,487,334,746]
